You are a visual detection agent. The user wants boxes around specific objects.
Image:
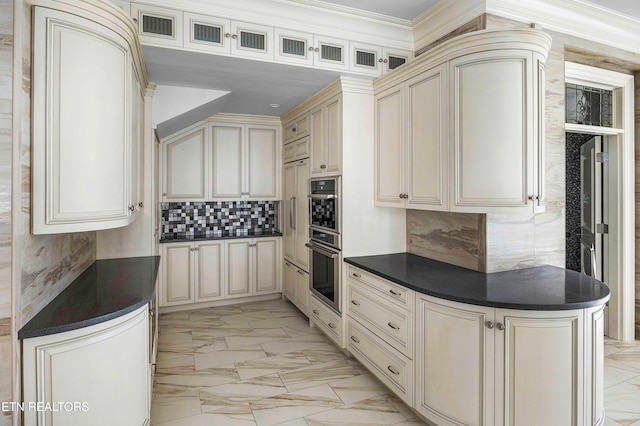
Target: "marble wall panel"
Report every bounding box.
[406,209,485,272]
[485,213,536,272]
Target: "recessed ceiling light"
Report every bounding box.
[269,103,280,108]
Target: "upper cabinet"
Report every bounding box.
[374,29,551,214]
[310,95,342,177]
[32,3,147,234]
[161,115,280,202]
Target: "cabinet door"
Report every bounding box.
[495,309,584,426]
[450,50,534,212]
[247,126,278,198]
[195,241,224,301]
[161,243,194,306]
[415,295,494,426]
[211,124,243,198]
[350,42,382,76]
[275,28,313,66]
[310,106,325,175]
[230,20,274,60]
[130,64,145,213]
[294,267,310,315]
[406,64,448,210]
[254,238,279,295]
[131,3,183,48]
[183,13,231,54]
[294,159,310,271]
[283,261,296,301]
[374,85,404,207]
[324,95,342,175]
[382,47,412,74]
[32,8,130,233]
[283,162,296,263]
[225,240,251,298]
[312,35,349,71]
[163,125,208,200]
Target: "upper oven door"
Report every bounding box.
[309,177,340,233]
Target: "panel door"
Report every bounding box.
[323,95,342,175]
[283,162,296,263]
[275,28,314,66]
[310,106,325,175]
[374,85,404,207]
[450,50,534,212]
[294,267,310,315]
[350,42,382,76]
[495,308,584,426]
[211,124,243,198]
[415,295,494,426]
[247,126,278,198]
[129,64,141,213]
[163,125,208,200]
[312,35,350,71]
[254,238,279,294]
[230,20,274,60]
[225,240,251,298]
[294,159,310,271]
[283,260,296,301]
[195,241,224,301]
[406,64,448,210]
[183,13,231,54]
[161,243,194,306]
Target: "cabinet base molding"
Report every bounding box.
[158,293,281,313]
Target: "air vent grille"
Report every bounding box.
[388,56,407,70]
[240,31,266,51]
[356,50,376,68]
[321,44,343,62]
[193,23,222,44]
[282,38,306,57]
[142,15,174,37]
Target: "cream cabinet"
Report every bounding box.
[283,112,310,145]
[283,158,310,271]
[373,29,550,214]
[375,63,448,210]
[283,260,310,316]
[310,95,342,176]
[22,306,150,426]
[310,295,343,346]
[32,6,146,234]
[226,237,281,299]
[162,124,208,201]
[349,43,412,77]
[210,122,279,200]
[160,240,224,306]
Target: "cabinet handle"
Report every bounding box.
[351,300,360,306]
[387,322,399,330]
[296,269,305,276]
[351,272,361,278]
[496,323,505,331]
[389,289,401,297]
[486,321,494,329]
[350,335,360,343]
[387,365,400,375]
[320,164,327,169]
[225,33,231,38]
[328,322,336,329]
[529,195,539,201]
[313,309,319,315]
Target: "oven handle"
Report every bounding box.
[308,194,337,199]
[305,243,339,259]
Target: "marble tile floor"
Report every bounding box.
[151,298,640,426]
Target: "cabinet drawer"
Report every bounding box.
[284,113,310,144]
[283,136,310,162]
[347,318,413,406]
[347,283,413,358]
[310,296,342,345]
[346,265,414,310]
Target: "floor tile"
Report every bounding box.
[194,348,267,370]
[328,373,388,405]
[261,334,328,356]
[199,374,288,410]
[235,353,312,380]
[150,395,202,424]
[603,380,640,424]
[304,394,409,425]
[279,360,361,392]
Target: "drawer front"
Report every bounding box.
[346,265,414,310]
[347,283,413,358]
[347,318,413,405]
[294,136,310,160]
[294,113,309,138]
[310,296,342,345]
[284,121,297,144]
[283,142,296,162]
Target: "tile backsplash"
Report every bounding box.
[161,201,279,239]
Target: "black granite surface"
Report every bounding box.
[344,253,610,310]
[160,230,282,243]
[18,256,160,339]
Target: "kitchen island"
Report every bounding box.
[344,253,609,426]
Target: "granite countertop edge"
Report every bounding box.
[18,256,160,340]
[344,253,610,311]
[160,231,282,243]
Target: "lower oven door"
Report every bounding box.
[306,241,341,314]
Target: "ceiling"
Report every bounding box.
[147,0,640,131]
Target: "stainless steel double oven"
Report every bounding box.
[306,177,341,314]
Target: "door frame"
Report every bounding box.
[565,61,635,341]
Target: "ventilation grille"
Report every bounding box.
[388,56,407,70]
[355,50,376,68]
[193,23,222,44]
[142,15,174,37]
[282,38,306,57]
[321,44,343,62]
[240,31,266,51]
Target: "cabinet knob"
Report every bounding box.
[328,322,336,329]
[162,192,167,196]
[320,164,327,169]
[129,205,135,212]
[138,202,144,208]
[378,58,384,63]
[351,300,360,306]
[133,18,138,24]
[387,322,400,330]
[383,59,388,63]
[313,309,319,315]
[292,127,296,132]
[232,34,238,39]
[350,335,360,343]
[249,243,257,247]
[496,322,505,331]
[387,365,400,375]
[529,195,539,201]
[485,321,494,329]
[314,47,319,52]
[225,33,231,38]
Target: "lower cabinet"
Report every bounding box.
[160,237,280,307]
[283,260,310,316]
[22,306,150,426]
[310,295,342,346]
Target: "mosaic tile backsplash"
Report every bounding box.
[161,201,279,240]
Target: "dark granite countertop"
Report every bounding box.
[18,256,160,339]
[160,230,282,243]
[344,253,610,310]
